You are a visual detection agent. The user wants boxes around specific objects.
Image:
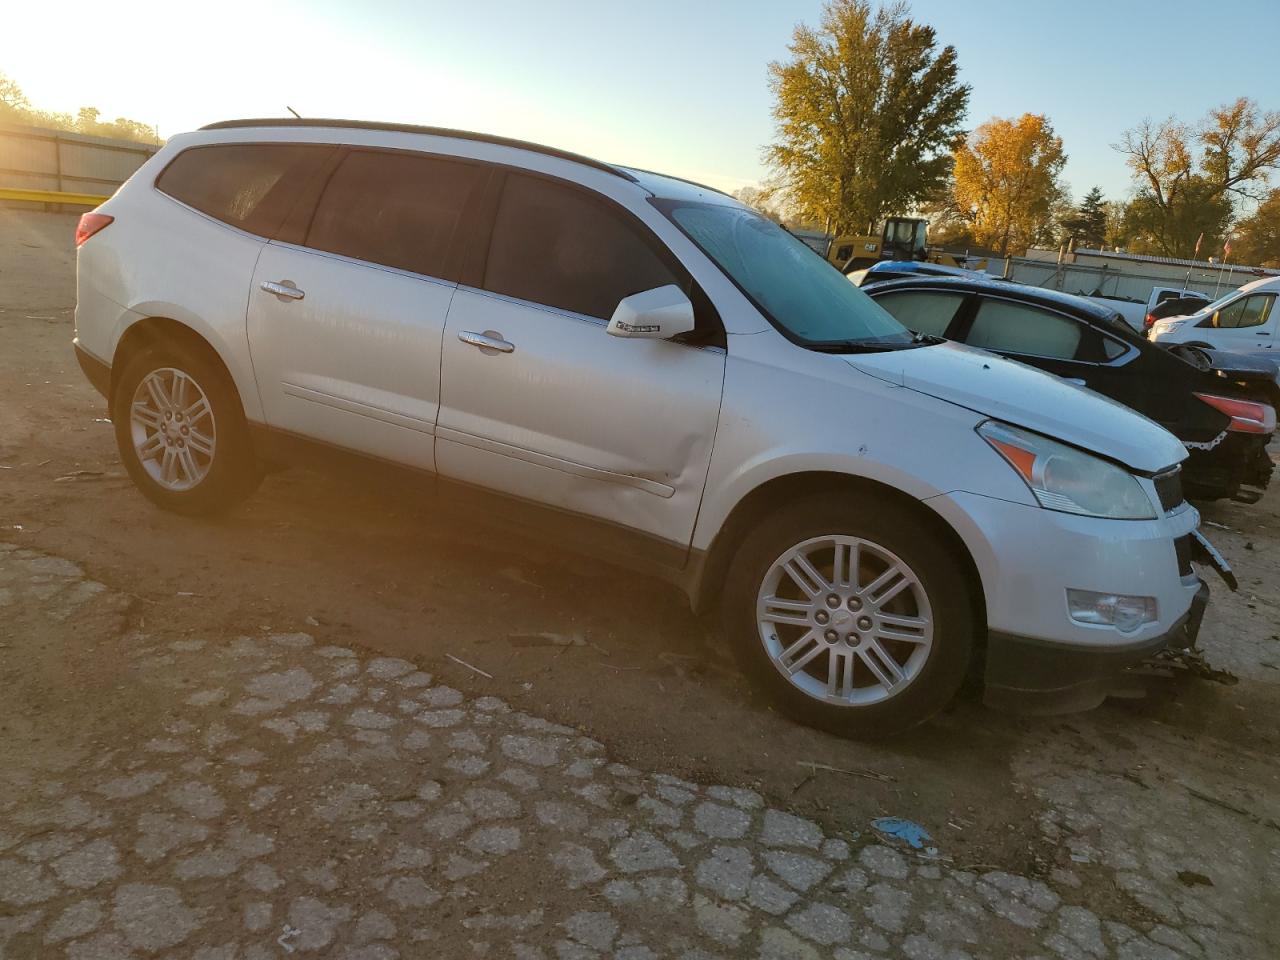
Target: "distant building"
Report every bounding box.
[1007,246,1278,305]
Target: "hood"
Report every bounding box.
[846,341,1187,473]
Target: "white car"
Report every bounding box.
[73,118,1210,735]
[1149,275,1280,352]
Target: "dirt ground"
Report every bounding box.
[1,208,1278,958]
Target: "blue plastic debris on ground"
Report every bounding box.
[872,816,932,849]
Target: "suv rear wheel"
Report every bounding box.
[723,495,973,737]
[111,341,260,515]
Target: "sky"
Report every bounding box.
[2,0,1276,204]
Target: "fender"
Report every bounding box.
[111,299,264,423]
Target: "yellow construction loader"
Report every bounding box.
[812,217,985,274]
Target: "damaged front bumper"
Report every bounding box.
[983,579,1211,715]
[983,527,1236,715]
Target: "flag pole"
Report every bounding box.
[1186,232,1202,289]
[1214,236,1233,298]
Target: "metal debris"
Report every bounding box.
[445,653,493,679]
[796,760,896,784]
[277,924,301,953]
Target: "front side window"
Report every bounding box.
[657,200,913,349]
[1215,294,1276,329]
[873,290,966,337]
[966,299,1082,360]
[156,143,334,237]
[306,150,483,279]
[484,174,679,321]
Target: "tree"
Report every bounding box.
[950,113,1067,257]
[766,0,969,235]
[1115,98,1280,257]
[1059,186,1108,249]
[915,179,974,248]
[1121,185,1230,258]
[1234,189,1280,268]
[0,71,29,113]
[1101,199,1129,251]
[0,70,160,144]
[731,185,783,223]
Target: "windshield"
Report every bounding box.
[1199,287,1250,316]
[887,219,927,252]
[655,200,915,348]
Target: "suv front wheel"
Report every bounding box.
[111,341,260,515]
[723,495,973,737]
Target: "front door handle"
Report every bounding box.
[458,330,514,354]
[1256,331,1270,336]
[261,279,305,302]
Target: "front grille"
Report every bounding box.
[1154,467,1185,514]
[1174,534,1193,577]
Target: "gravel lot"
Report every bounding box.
[1,208,1278,958]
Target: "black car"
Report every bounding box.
[1144,293,1212,335]
[863,275,1278,502]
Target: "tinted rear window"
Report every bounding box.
[967,299,1083,360]
[306,150,484,279]
[155,143,333,238]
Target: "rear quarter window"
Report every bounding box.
[155,143,334,238]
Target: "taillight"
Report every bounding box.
[75,212,113,247]
[1143,313,1157,330]
[1194,393,1277,435]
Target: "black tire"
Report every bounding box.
[111,339,261,516]
[722,494,973,738]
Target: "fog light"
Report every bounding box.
[1067,590,1157,633]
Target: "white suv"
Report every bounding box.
[74,119,1210,735]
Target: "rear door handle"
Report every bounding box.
[1256,331,1270,336]
[458,330,514,354]
[260,280,305,301]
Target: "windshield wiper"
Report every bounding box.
[809,336,932,354]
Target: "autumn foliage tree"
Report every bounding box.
[950,113,1067,257]
[766,0,969,234]
[1234,189,1280,268]
[1115,98,1280,257]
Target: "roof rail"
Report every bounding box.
[198,118,637,182]
[621,165,733,199]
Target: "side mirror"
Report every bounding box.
[607,285,696,340]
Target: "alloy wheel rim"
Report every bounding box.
[129,367,216,491]
[755,535,934,706]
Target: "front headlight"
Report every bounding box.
[977,421,1157,520]
[1153,319,1185,335]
